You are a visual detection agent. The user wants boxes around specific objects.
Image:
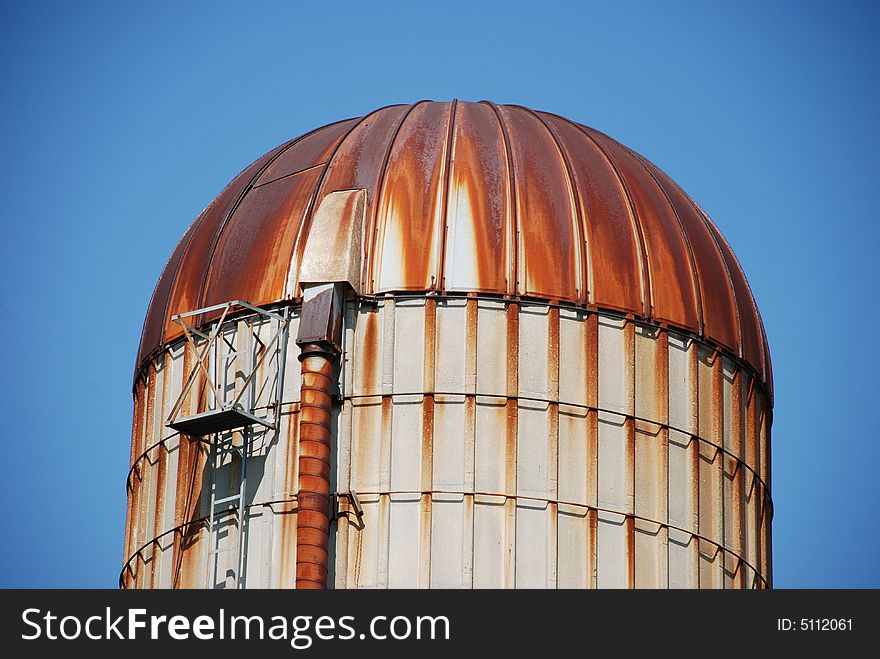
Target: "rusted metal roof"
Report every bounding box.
[137,100,771,396]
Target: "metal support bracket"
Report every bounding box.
[165,300,291,436]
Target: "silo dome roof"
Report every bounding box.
[137,100,771,396]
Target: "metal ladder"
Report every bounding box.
[207,425,250,589]
[165,302,290,590]
[205,329,255,590]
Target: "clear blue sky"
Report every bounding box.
[1,1,877,588]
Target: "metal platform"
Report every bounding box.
[167,406,274,436]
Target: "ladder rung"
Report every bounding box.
[214,494,243,506]
[210,545,240,556]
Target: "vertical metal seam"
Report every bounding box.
[525,107,590,305]
[693,206,743,360]
[704,212,771,395]
[480,101,518,296]
[195,129,330,312]
[568,121,653,319]
[628,149,704,335]
[370,101,432,293]
[658,176,743,362]
[437,99,459,292]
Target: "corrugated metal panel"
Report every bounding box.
[124,295,770,590]
[590,132,700,332]
[202,168,322,310]
[375,102,452,292]
[444,103,510,293]
[697,345,724,588]
[498,105,580,301]
[159,143,289,343]
[253,118,358,187]
[136,102,771,405]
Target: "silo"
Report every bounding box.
[122,100,772,589]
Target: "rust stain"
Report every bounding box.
[150,442,167,589]
[128,99,774,590]
[136,101,771,399]
[175,437,208,589]
[729,366,745,562]
[358,307,379,393]
[375,102,450,291]
[419,492,433,589]
[504,399,517,497]
[592,131,700,331]
[280,410,300,588]
[545,116,643,314]
[588,508,598,589]
[203,167,323,310]
[424,298,437,393]
[125,381,146,563]
[587,409,599,510]
[465,296,477,392]
[504,301,518,498]
[136,366,157,556]
[254,119,359,188]
[160,143,288,344]
[498,106,578,301]
[626,515,635,589]
[656,330,670,423]
[505,302,518,398]
[446,102,509,292]
[421,396,435,492]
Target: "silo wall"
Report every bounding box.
[123,295,771,589]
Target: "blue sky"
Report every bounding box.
[0,1,877,588]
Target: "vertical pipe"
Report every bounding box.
[295,344,337,589]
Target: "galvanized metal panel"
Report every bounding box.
[668,429,698,535]
[346,495,381,588]
[375,102,451,292]
[722,356,744,588]
[126,298,770,590]
[434,398,467,491]
[431,493,467,588]
[515,500,551,588]
[444,102,509,293]
[274,410,299,588]
[475,299,507,395]
[387,494,421,588]
[558,409,589,505]
[697,345,724,588]
[517,400,552,499]
[391,300,425,393]
[598,316,633,416]
[596,510,629,588]
[668,527,699,589]
[598,411,633,514]
[557,504,591,589]
[435,299,468,392]
[472,495,507,588]
[634,519,667,589]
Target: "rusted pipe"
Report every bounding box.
[295,343,337,589]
